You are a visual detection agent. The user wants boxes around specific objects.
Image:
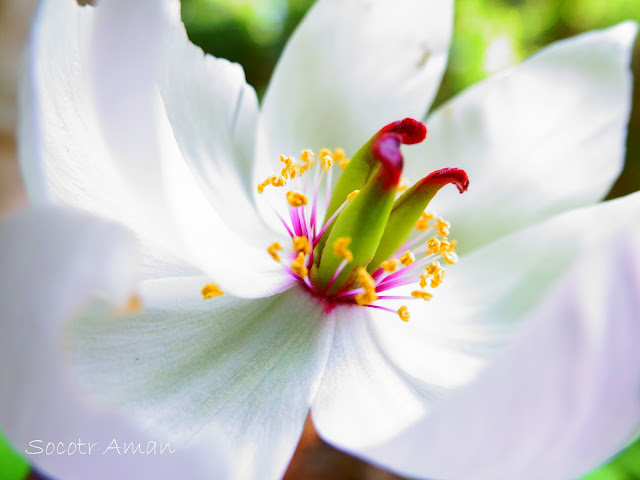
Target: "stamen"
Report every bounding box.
[320,149,334,172]
[397,306,410,322]
[268,242,283,262]
[201,283,224,300]
[436,217,451,236]
[333,237,353,263]
[399,250,415,267]
[334,148,350,169]
[355,268,378,306]
[416,211,435,231]
[123,293,143,313]
[398,177,409,192]
[347,190,360,200]
[381,258,399,273]
[286,191,308,208]
[291,252,309,278]
[293,236,311,255]
[442,251,459,265]
[411,290,433,301]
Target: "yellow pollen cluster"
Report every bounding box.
[286,190,308,208]
[257,149,320,193]
[123,293,143,313]
[397,306,410,322]
[421,261,445,289]
[333,237,353,263]
[257,176,286,193]
[291,252,308,278]
[347,190,360,201]
[293,236,311,255]
[436,217,451,236]
[411,290,433,301]
[381,258,399,273]
[267,242,283,262]
[426,236,458,265]
[355,268,378,306]
[280,155,298,180]
[320,148,334,172]
[398,177,409,192]
[399,250,415,267]
[416,211,435,231]
[333,148,350,169]
[201,283,224,300]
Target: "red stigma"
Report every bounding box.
[372,133,404,186]
[379,118,427,145]
[419,168,469,194]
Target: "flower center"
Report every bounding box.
[202,118,469,323]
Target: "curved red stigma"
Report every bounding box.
[419,168,469,194]
[379,118,427,145]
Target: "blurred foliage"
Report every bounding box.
[0,431,29,480]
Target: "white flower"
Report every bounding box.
[0,206,229,480]
[7,0,640,479]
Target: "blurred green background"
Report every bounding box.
[2,0,640,478]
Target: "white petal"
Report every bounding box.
[311,305,437,448]
[22,1,168,238]
[0,208,225,479]
[154,11,292,296]
[70,279,335,480]
[406,22,637,253]
[20,0,194,277]
[259,0,452,171]
[350,222,640,480]
[314,192,640,478]
[369,191,640,394]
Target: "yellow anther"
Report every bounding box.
[442,251,459,265]
[347,190,360,201]
[398,177,409,192]
[320,149,334,172]
[267,242,283,262]
[427,237,441,254]
[286,190,308,208]
[355,291,377,306]
[123,293,143,313]
[431,270,445,288]
[436,217,451,236]
[397,306,410,322]
[399,250,415,267]
[439,237,451,252]
[448,239,458,251]
[357,267,376,290]
[333,237,353,263]
[201,283,224,300]
[299,149,315,174]
[355,268,378,305]
[381,258,399,273]
[270,176,286,187]
[425,261,443,276]
[416,211,435,231]
[293,236,311,255]
[419,274,428,289]
[411,290,433,301]
[291,251,309,278]
[334,148,350,169]
[279,155,298,180]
